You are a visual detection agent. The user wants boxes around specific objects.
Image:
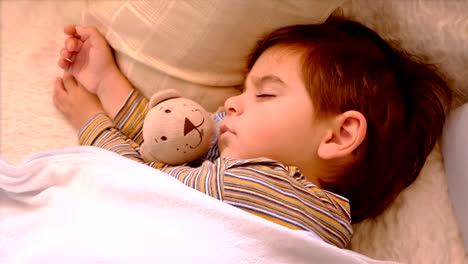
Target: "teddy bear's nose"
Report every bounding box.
[184,118,196,136]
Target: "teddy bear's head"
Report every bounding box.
[140,89,215,165]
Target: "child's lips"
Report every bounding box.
[220,124,235,135]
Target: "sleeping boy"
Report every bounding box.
[53,16,452,248]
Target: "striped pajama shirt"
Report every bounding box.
[78,90,353,248]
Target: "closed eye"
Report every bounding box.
[256,94,275,98]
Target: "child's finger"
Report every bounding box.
[64,37,79,52]
[60,48,72,60]
[62,71,78,87]
[54,77,66,94]
[53,78,66,104]
[63,25,77,37]
[74,26,99,41]
[53,77,69,113]
[58,58,71,71]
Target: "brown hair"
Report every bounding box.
[247,17,452,223]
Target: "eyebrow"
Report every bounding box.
[250,75,287,89]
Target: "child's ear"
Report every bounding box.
[317,111,367,160]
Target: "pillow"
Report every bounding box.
[442,103,468,251]
[82,0,346,111]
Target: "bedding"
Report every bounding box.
[0,0,467,263]
[442,103,468,251]
[0,146,396,264]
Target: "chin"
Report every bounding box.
[219,151,232,158]
[219,149,238,159]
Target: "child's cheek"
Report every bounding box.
[251,126,276,144]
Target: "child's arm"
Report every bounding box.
[58,25,134,120]
[111,90,149,145]
[94,66,135,120]
[79,112,224,199]
[59,25,146,142]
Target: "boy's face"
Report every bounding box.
[218,46,328,169]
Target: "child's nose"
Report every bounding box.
[224,94,243,116]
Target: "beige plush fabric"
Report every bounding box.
[82,0,346,111]
[0,0,83,164]
[349,145,467,263]
[0,1,466,263]
[338,0,468,107]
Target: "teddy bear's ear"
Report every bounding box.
[148,89,181,109]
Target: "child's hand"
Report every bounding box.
[58,25,118,95]
[53,72,105,131]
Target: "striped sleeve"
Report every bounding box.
[113,89,149,145]
[79,113,145,163]
[78,113,225,200]
[78,113,113,145]
[151,159,225,200]
[221,158,352,248]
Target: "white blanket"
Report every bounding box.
[0,147,396,264]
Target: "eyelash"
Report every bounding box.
[255,94,275,98]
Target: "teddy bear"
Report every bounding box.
[140,89,222,165]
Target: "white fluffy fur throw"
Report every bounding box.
[0,1,466,263]
[339,0,468,106]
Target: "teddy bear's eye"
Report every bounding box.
[161,136,167,141]
[165,109,171,113]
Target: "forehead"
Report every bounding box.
[254,46,302,66]
[247,46,304,82]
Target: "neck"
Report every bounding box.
[298,162,323,187]
[299,158,349,188]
